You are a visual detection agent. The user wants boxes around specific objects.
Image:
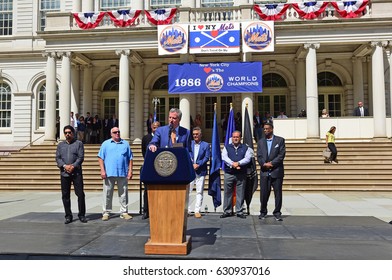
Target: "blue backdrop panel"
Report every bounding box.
[168,62,262,94]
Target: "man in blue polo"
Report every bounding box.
[98,127,133,221]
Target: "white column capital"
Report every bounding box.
[57,51,73,59]
[115,49,131,56]
[42,51,57,59]
[304,43,320,50]
[370,41,388,49]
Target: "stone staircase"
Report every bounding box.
[1,141,392,191]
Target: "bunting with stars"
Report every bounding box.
[73,12,105,29]
[107,9,141,27]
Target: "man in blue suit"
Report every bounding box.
[257,121,286,221]
[188,127,210,218]
[148,108,191,152]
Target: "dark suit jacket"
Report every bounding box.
[353,107,369,116]
[191,140,210,176]
[149,125,192,152]
[257,135,286,178]
[141,133,153,158]
[107,118,119,132]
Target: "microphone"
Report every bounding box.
[168,124,173,148]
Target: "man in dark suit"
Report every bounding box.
[148,108,191,152]
[146,113,153,134]
[188,127,210,218]
[353,101,369,117]
[141,121,160,219]
[257,121,286,221]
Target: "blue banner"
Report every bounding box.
[168,62,262,94]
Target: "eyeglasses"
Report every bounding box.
[112,131,120,134]
[64,131,72,135]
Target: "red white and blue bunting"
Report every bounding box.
[331,0,369,18]
[73,12,105,29]
[107,9,141,27]
[254,0,369,21]
[292,1,329,20]
[145,8,177,25]
[253,3,289,21]
[72,2,370,30]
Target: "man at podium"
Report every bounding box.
[148,108,191,152]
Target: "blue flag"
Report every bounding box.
[208,108,222,209]
[222,107,235,171]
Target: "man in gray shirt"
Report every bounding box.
[55,125,86,224]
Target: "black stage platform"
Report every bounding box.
[1,212,392,260]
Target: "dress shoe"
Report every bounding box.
[236,213,247,219]
[220,212,231,218]
[102,214,109,221]
[258,214,267,220]
[142,213,149,220]
[389,220,392,225]
[274,215,283,221]
[64,217,73,224]
[79,216,87,223]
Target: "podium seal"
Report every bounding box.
[154,151,177,177]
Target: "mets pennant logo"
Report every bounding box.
[243,22,273,50]
[206,74,224,92]
[159,25,187,53]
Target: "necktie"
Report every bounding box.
[171,130,176,144]
[360,107,364,117]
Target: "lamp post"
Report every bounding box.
[152,97,160,122]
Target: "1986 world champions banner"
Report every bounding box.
[168,62,262,94]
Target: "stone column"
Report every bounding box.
[387,44,392,137]
[132,63,144,143]
[71,65,80,114]
[304,43,320,139]
[371,41,387,139]
[352,56,364,110]
[82,0,94,12]
[43,52,57,143]
[179,54,192,130]
[116,49,130,141]
[72,0,81,12]
[144,89,151,134]
[295,58,306,115]
[82,65,92,115]
[59,52,72,140]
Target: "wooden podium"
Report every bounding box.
[140,148,195,255]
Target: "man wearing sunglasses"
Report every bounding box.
[55,125,86,224]
[98,127,133,221]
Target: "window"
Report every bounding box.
[262,73,287,87]
[103,77,119,91]
[0,83,11,128]
[153,76,168,90]
[101,0,132,10]
[318,72,343,117]
[38,83,59,127]
[201,0,233,7]
[0,0,12,35]
[204,97,217,129]
[150,0,181,9]
[317,71,342,87]
[40,0,60,31]
[259,73,288,117]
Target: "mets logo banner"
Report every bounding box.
[158,24,188,55]
[168,62,262,94]
[189,22,240,54]
[242,21,274,53]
